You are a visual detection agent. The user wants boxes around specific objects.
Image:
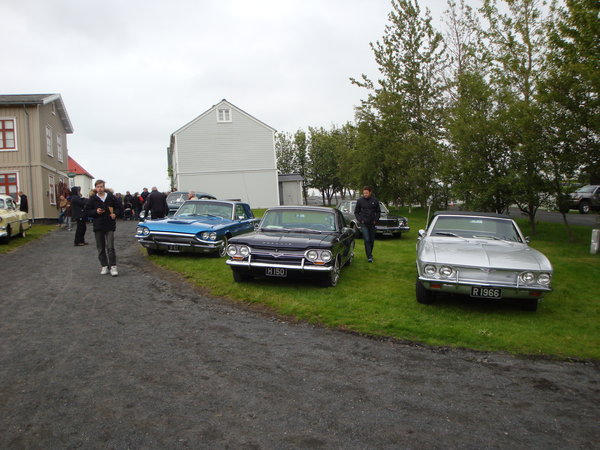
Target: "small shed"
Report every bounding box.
[278,174,304,205]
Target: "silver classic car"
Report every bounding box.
[416,211,553,311]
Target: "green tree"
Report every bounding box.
[307,127,341,205]
[275,132,296,174]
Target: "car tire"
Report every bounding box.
[0,225,11,244]
[579,201,590,214]
[321,256,341,287]
[215,236,229,258]
[416,278,436,304]
[232,269,252,283]
[522,298,538,312]
[18,224,26,238]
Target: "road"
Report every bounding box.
[1,221,598,449]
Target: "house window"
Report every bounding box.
[217,108,232,122]
[46,125,53,157]
[48,175,56,205]
[57,134,63,162]
[0,119,16,150]
[0,172,18,199]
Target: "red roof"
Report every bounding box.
[68,156,94,178]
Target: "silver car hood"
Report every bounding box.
[419,237,552,271]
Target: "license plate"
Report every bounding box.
[266,267,287,277]
[167,245,181,252]
[471,287,502,299]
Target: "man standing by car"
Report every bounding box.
[85,179,121,276]
[144,186,168,220]
[69,186,88,246]
[355,186,381,263]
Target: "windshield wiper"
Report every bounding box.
[290,227,323,234]
[472,235,501,240]
[434,231,460,237]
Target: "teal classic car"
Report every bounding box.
[135,199,257,256]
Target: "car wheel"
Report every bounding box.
[18,224,26,238]
[579,201,590,214]
[215,236,229,258]
[0,225,11,244]
[416,278,436,305]
[522,298,538,312]
[345,241,355,267]
[232,269,252,283]
[321,256,341,287]
[352,222,361,238]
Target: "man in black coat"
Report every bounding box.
[354,186,381,263]
[69,186,88,246]
[144,186,168,220]
[17,191,28,213]
[85,179,122,276]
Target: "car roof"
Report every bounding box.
[184,199,243,206]
[433,210,512,219]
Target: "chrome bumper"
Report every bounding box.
[226,258,333,272]
[418,276,552,298]
[136,235,224,252]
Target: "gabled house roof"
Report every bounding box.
[68,156,94,178]
[0,93,74,133]
[171,99,276,137]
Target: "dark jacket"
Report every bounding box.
[144,190,168,219]
[19,194,28,213]
[355,195,381,225]
[69,187,87,220]
[85,192,121,232]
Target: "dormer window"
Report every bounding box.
[217,108,231,122]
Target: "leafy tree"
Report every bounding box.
[275,132,296,174]
[307,127,341,205]
[351,0,448,207]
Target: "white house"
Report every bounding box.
[168,99,279,208]
[67,156,94,195]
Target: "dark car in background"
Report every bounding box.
[167,191,216,216]
[336,200,410,237]
[226,206,355,287]
[568,185,600,214]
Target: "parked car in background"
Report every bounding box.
[166,191,216,216]
[416,211,553,311]
[136,199,257,257]
[336,200,410,237]
[226,206,355,287]
[568,185,600,214]
[0,194,31,244]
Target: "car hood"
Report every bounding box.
[230,231,337,249]
[419,237,552,271]
[140,216,232,232]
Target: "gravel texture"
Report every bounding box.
[1,221,598,449]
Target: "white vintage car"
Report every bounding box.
[416,211,553,311]
[0,194,31,244]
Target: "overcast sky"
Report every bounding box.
[2,0,460,194]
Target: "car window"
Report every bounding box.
[0,199,4,208]
[575,186,596,194]
[6,198,14,209]
[380,203,389,213]
[432,216,522,242]
[235,204,248,219]
[175,201,233,219]
[167,193,187,203]
[261,210,336,231]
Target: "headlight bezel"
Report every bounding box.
[136,226,150,236]
[227,244,251,259]
[304,249,333,264]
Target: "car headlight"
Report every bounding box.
[209,232,217,240]
[239,246,250,257]
[423,265,437,276]
[136,226,150,236]
[306,250,318,261]
[520,272,535,284]
[439,266,454,278]
[320,250,332,262]
[201,232,217,240]
[226,244,238,256]
[537,273,551,286]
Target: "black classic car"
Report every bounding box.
[225,206,355,286]
[336,200,410,237]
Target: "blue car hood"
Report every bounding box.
[141,216,232,232]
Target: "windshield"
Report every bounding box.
[431,216,522,242]
[575,185,597,194]
[175,201,233,220]
[167,193,188,204]
[260,209,337,232]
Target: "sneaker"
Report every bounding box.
[368,258,373,263]
[110,266,118,277]
[100,266,109,275]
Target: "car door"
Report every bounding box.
[335,210,354,261]
[231,204,256,236]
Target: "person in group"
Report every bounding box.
[187,191,196,200]
[17,191,28,213]
[69,186,88,246]
[131,192,142,219]
[144,186,169,220]
[140,187,149,202]
[354,185,381,263]
[58,194,72,230]
[115,193,124,219]
[85,179,122,276]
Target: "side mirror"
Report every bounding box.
[237,215,245,221]
[341,227,354,236]
[525,236,530,244]
[418,229,426,238]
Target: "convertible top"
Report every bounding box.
[433,210,512,219]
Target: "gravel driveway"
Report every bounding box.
[1,221,598,449]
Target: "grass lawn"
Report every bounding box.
[148,207,600,360]
[0,223,55,254]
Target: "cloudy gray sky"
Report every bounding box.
[2,0,457,193]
